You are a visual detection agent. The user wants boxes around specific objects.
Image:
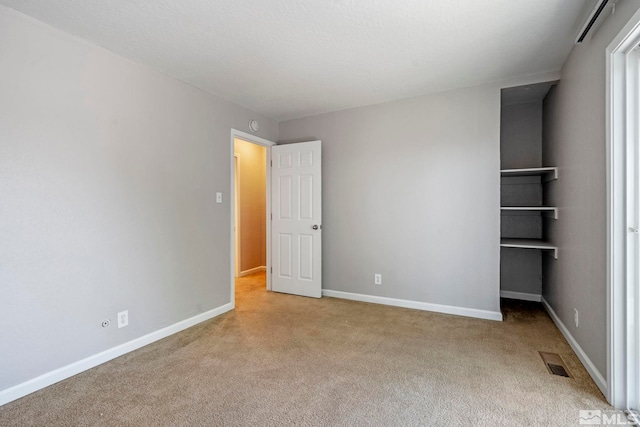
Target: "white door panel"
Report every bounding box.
[271,141,322,298]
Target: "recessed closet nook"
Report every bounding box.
[500,81,558,301]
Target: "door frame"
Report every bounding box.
[230,129,275,308]
[233,154,241,278]
[606,7,640,413]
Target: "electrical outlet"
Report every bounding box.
[118,310,129,328]
[216,192,222,203]
[374,274,382,285]
[574,308,579,328]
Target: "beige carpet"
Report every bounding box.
[0,272,619,426]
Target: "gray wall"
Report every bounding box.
[500,102,542,169]
[542,0,640,378]
[0,7,278,391]
[500,248,542,294]
[279,84,502,314]
[500,101,544,295]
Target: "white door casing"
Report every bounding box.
[607,8,640,413]
[234,154,240,278]
[271,141,322,298]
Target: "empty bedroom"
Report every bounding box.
[1,1,639,425]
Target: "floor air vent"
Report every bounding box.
[539,352,572,378]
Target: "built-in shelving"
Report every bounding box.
[500,206,558,219]
[500,238,557,259]
[500,167,558,181]
[500,166,558,258]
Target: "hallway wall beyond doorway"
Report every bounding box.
[234,138,267,277]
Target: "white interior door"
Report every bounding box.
[271,141,322,298]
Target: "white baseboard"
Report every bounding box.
[500,290,542,302]
[239,266,266,277]
[322,289,503,321]
[0,303,233,407]
[541,297,607,395]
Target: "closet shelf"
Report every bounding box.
[500,238,558,259]
[500,167,558,181]
[500,206,558,219]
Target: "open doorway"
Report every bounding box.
[229,130,323,304]
[230,129,275,308]
[234,138,267,278]
[233,137,268,301]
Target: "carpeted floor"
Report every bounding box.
[0,272,620,426]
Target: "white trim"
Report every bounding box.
[606,7,640,410]
[233,154,241,278]
[500,167,558,181]
[322,289,503,321]
[497,70,561,89]
[0,303,233,406]
[239,266,266,277]
[541,297,607,395]
[500,290,542,302]
[230,129,275,305]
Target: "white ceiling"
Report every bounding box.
[0,0,588,121]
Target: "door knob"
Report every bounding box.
[312,225,320,230]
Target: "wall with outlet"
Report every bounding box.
[279,83,501,315]
[541,0,640,384]
[0,6,278,396]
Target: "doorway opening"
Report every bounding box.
[230,130,323,305]
[230,130,275,308]
[234,138,267,278]
[233,136,269,304]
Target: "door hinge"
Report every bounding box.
[271,213,272,220]
[270,160,273,167]
[270,267,272,273]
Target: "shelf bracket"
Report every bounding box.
[543,168,558,182]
